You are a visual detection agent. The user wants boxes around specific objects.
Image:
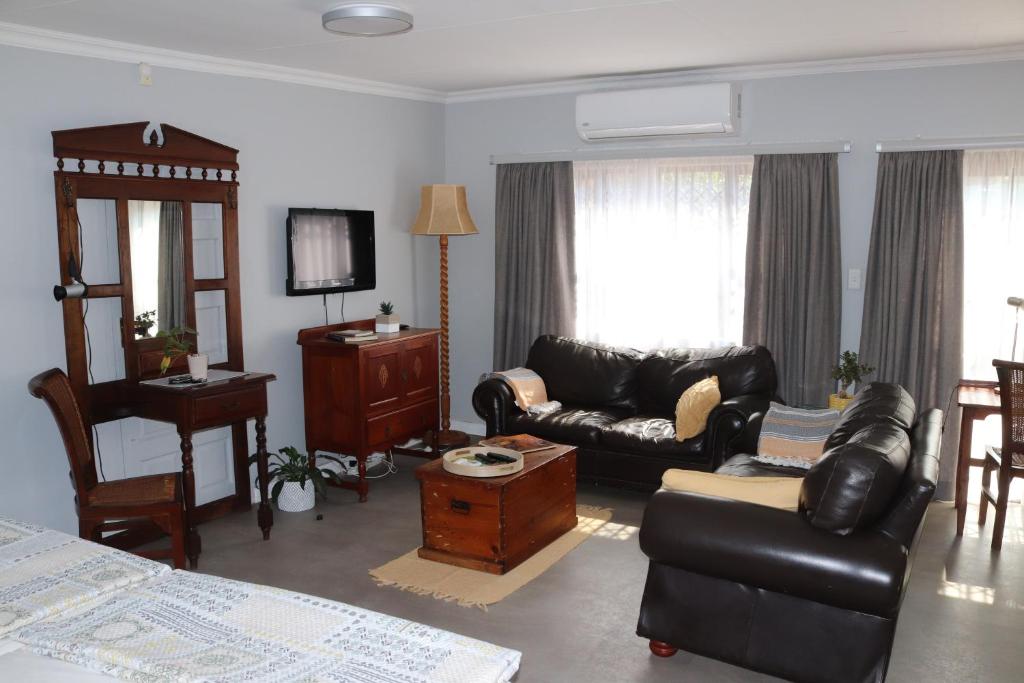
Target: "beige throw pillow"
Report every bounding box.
[674,376,721,441]
[661,469,801,511]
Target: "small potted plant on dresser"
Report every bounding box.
[376,301,400,333]
[830,350,874,411]
[249,446,345,512]
[134,310,156,338]
[157,325,208,380]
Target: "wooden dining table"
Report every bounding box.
[954,380,1001,536]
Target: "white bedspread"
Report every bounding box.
[0,518,521,682]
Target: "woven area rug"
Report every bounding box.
[370,505,612,609]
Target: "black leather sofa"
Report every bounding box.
[636,383,942,683]
[472,335,778,490]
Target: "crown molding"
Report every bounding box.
[445,43,1024,103]
[2,20,1022,106]
[0,21,447,103]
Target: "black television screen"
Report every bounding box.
[286,208,375,296]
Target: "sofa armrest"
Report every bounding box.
[705,394,772,468]
[638,489,908,618]
[471,377,524,437]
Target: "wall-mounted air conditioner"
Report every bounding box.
[575,83,738,142]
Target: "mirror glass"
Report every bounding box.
[191,202,224,280]
[76,198,119,284]
[128,200,185,339]
[83,297,126,383]
[195,289,228,364]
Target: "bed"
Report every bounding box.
[0,517,521,682]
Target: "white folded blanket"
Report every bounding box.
[483,367,549,410]
[527,400,563,416]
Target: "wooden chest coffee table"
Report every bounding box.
[415,443,577,575]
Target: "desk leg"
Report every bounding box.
[255,416,273,540]
[179,429,201,568]
[357,453,368,503]
[955,412,975,536]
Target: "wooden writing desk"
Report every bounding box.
[130,372,276,567]
[955,380,1001,536]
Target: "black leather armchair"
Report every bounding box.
[472,336,779,490]
[636,384,942,683]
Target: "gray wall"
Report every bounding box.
[0,45,444,532]
[434,60,1024,434]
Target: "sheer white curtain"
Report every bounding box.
[573,156,753,350]
[963,149,1024,380]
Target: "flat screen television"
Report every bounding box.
[286,208,375,296]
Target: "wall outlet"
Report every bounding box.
[138,63,153,86]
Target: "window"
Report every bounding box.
[962,150,1024,380]
[573,156,753,350]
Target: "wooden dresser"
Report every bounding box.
[297,320,440,501]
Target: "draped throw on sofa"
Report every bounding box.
[859,150,964,495]
[493,162,576,369]
[743,153,841,407]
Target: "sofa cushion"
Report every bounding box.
[800,422,912,535]
[506,406,629,445]
[525,336,642,411]
[661,469,802,511]
[600,416,706,460]
[636,346,777,415]
[675,376,721,440]
[715,453,807,479]
[824,382,916,450]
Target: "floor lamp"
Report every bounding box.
[412,184,478,450]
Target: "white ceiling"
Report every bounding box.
[2,0,1024,94]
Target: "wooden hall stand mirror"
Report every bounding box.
[50,122,276,567]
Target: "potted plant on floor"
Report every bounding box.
[375,301,400,333]
[249,446,346,512]
[830,350,874,410]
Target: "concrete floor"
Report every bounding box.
[195,455,1023,682]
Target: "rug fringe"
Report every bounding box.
[369,576,490,610]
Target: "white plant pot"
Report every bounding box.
[375,313,400,334]
[187,353,209,381]
[276,480,315,512]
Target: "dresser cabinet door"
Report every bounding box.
[362,345,403,414]
[401,336,438,404]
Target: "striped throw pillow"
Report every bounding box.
[753,403,841,469]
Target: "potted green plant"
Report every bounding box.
[134,310,156,338]
[157,325,206,378]
[375,300,399,333]
[830,350,875,409]
[248,446,346,512]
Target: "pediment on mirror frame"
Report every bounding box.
[52,121,239,176]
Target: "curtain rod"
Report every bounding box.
[489,140,852,165]
[875,135,1024,153]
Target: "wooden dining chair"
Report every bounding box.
[980,359,1024,551]
[28,368,188,569]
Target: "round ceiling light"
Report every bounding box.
[322,4,413,37]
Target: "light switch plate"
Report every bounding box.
[138,63,152,86]
[848,268,862,290]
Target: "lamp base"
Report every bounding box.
[435,429,470,450]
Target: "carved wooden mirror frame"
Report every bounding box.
[52,122,244,421]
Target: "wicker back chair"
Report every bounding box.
[980,359,1024,550]
[29,368,187,568]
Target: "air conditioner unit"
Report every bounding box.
[576,83,738,142]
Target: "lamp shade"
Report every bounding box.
[411,184,478,236]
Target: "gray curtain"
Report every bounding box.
[743,153,842,407]
[493,162,576,369]
[859,150,964,498]
[158,201,186,331]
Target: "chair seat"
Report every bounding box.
[984,446,1024,469]
[601,415,706,460]
[87,473,180,507]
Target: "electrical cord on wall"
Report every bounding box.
[322,292,329,325]
[340,291,346,323]
[76,212,106,482]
